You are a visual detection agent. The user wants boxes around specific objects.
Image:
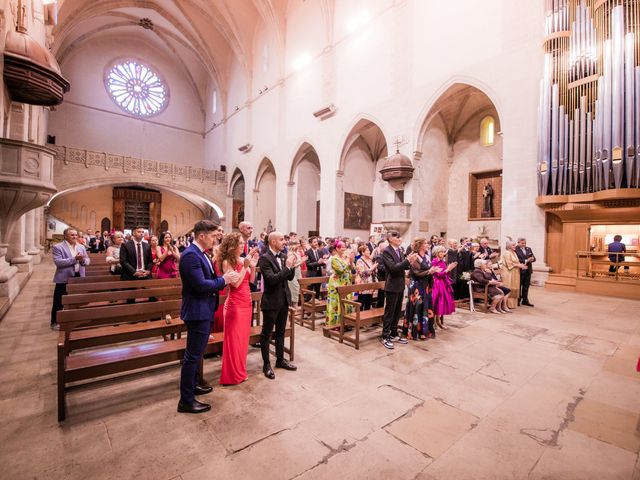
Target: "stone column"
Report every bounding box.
[7,214,33,273]
[25,209,42,264]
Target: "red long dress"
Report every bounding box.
[219,264,251,385]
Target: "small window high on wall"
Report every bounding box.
[480,115,495,146]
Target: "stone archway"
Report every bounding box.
[415,82,503,242]
[288,142,321,237]
[337,119,389,238]
[254,158,276,233]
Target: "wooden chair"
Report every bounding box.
[468,279,490,312]
[296,276,329,330]
[323,281,385,350]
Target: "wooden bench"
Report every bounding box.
[468,280,490,312]
[296,276,329,330]
[57,292,295,422]
[66,277,182,293]
[68,274,119,284]
[323,281,385,350]
[62,286,183,309]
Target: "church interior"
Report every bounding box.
[0,0,639,478]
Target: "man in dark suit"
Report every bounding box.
[366,235,376,254]
[177,220,239,414]
[305,237,326,298]
[119,225,153,281]
[258,231,300,379]
[479,237,499,262]
[380,231,418,350]
[515,237,536,307]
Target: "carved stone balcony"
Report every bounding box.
[380,202,412,236]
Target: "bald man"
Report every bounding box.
[258,231,301,379]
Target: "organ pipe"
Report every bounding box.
[538,0,640,194]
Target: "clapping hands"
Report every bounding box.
[223,270,240,285]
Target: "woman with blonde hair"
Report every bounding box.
[500,239,526,310]
[216,232,258,385]
[405,237,441,340]
[355,244,378,311]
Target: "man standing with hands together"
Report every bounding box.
[381,231,418,349]
[259,231,304,379]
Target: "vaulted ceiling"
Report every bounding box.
[52,0,293,111]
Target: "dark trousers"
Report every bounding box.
[51,282,68,325]
[609,264,630,273]
[382,291,403,339]
[376,289,386,308]
[260,307,288,365]
[180,319,211,404]
[358,293,373,311]
[519,270,532,302]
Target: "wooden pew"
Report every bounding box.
[66,277,181,293]
[57,291,295,422]
[68,275,120,284]
[323,281,385,350]
[62,286,183,309]
[296,276,329,330]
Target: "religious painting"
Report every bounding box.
[344,193,372,230]
[232,200,245,229]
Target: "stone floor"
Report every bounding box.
[0,258,639,480]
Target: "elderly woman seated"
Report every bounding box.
[470,259,512,314]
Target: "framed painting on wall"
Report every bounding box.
[232,200,245,229]
[344,192,372,230]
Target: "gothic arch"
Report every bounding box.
[337,116,390,174]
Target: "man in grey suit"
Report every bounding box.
[50,227,90,329]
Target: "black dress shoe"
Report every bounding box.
[177,400,211,414]
[275,359,297,371]
[522,301,535,307]
[263,365,275,379]
[195,385,213,395]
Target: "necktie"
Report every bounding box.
[136,242,143,270]
[396,248,401,259]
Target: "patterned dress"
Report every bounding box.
[325,256,353,326]
[403,255,434,339]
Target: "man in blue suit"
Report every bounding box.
[178,220,239,414]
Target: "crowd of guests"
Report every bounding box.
[50,221,537,411]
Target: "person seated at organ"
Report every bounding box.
[471,259,511,314]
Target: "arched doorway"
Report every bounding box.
[417,83,503,241]
[229,168,246,230]
[289,143,321,237]
[254,158,276,234]
[338,119,389,239]
[100,217,111,234]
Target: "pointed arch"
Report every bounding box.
[254,157,276,191]
[414,76,503,151]
[337,116,389,174]
[289,141,321,184]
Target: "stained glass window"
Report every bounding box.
[105,60,168,117]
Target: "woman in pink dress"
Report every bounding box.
[430,245,457,330]
[156,232,180,279]
[217,232,258,385]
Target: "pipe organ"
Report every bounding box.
[538,0,640,195]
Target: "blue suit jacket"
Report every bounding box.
[179,243,226,322]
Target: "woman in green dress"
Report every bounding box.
[325,241,355,328]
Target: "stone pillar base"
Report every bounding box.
[10,255,34,274]
[531,263,552,287]
[0,261,20,302]
[28,248,42,265]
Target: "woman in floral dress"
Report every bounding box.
[325,241,355,328]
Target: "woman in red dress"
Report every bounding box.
[216,232,258,385]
